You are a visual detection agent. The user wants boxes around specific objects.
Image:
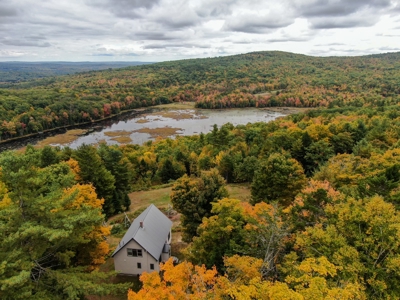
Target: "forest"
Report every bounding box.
[0,51,399,141]
[0,61,150,85]
[1,51,400,299]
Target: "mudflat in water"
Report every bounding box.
[48,108,285,148]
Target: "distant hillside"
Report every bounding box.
[0,61,152,84]
[0,51,399,141]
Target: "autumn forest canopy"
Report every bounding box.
[0,51,399,140]
[1,51,400,299]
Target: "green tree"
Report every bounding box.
[73,144,116,217]
[158,158,185,183]
[40,145,60,167]
[0,151,127,299]
[186,198,246,270]
[251,153,307,206]
[170,169,228,242]
[304,140,335,174]
[98,144,132,211]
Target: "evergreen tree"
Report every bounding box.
[98,144,132,212]
[73,144,116,217]
[0,151,127,299]
[40,145,60,167]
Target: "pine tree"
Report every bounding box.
[73,144,116,217]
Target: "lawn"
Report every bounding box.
[127,183,251,212]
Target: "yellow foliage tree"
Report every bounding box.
[66,158,82,181]
[128,258,218,300]
[62,183,110,268]
[129,255,364,300]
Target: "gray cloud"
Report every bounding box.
[195,0,236,17]
[0,6,17,17]
[152,8,201,29]
[311,15,378,29]
[143,43,211,49]
[85,0,160,18]
[379,46,400,51]
[25,35,48,41]
[0,38,51,47]
[223,14,294,33]
[91,53,114,56]
[133,31,178,41]
[297,0,392,17]
[292,0,394,29]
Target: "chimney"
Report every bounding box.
[140,221,143,228]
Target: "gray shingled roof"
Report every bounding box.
[111,204,172,260]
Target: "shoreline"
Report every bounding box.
[0,108,151,152]
[0,104,308,152]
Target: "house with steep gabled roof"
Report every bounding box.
[112,204,172,275]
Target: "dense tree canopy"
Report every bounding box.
[0,51,399,141]
[0,149,127,299]
[1,50,400,299]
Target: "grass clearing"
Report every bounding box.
[128,186,172,211]
[126,183,250,213]
[155,102,196,109]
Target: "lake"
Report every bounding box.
[41,106,288,149]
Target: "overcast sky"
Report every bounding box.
[1,0,400,61]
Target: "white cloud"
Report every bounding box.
[0,0,399,61]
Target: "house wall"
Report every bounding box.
[113,240,159,275]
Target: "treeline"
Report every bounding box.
[0,61,150,84]
[1,103,400,298]
[1,51,400,141]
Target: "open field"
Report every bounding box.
[128,186,172,211]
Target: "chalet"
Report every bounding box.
[112,204,172,275]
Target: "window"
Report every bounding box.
[127,248,143,257]
[150,264,154,270]
[137,262,141,269]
